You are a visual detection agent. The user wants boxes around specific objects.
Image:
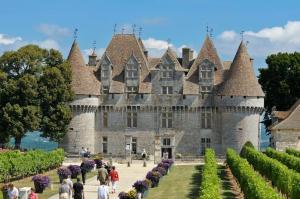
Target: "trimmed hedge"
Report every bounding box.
[286,148,300,158]
[266,147,300,173]
[226,148,282,199]
[0,148,64,182]
[199,149,221,199]
[241,146,300,198]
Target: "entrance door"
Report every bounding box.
[161,148,172,159]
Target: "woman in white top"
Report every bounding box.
[97,183,109,199]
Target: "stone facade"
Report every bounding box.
[60,34,265,161]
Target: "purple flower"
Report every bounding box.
[32,175,50,189]
[146,171,161,187]
[118,191,129,199]
[57,167,71,179]
[132,180,149,193]
[162,159,174,166]
[152,166,167,176]
[83,160,95,171]
[68,165,81,177]
[158,162,171,171]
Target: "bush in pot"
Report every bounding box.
[32,175,50,193]
[57,167,71,183]
[67,165,81,179]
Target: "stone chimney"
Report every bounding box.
[144,50,148,59]
[182,48,193,68]
[88,51,97,66]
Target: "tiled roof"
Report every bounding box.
[103,34,151,93]
[148,58,160,69]
[216,42,265,97]
[159,48,188,72]
[273,111,289,120]
[68,41,101,96]
[271,99,300,131]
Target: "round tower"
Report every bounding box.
[216,42,265,153]
[59,40,101,154]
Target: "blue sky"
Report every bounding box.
[1,0,300,73]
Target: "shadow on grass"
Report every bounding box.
[187,165,202,199]
[218,165,237,199]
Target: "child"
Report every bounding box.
[97,183,109,199]
[109,166,119,194]
[28,188,38,199]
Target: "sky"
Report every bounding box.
[1,0,300,74]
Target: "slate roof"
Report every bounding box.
[216,42,265,97]
[68,41,101,96]
[271,99,300,131]
[158,47,188,72]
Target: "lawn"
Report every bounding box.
[147,165,202,199]
[0,169,97,199]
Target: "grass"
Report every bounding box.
[147,165,202,199]
[0,169,97,199]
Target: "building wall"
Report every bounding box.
[271,130,300,151]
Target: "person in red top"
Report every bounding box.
[109,166,119,194]
[28,188,38,199]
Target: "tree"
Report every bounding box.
[0,45,73,148]
[258,52,300,131]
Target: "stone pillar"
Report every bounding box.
[154,135,161,164]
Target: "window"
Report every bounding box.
[200,85,212,93]
[161,64,173,80]
[102,86,109,94]
[103,112,108,128]
[102,70,109,79]
[127,111,137,128]
[162,86,173,94]
[102,137,108,154]
[163,138,171,146]
[132,138,137,154]
[201,138,211,155]
[162,112,172,128]
[127,64,138,78]
[200,65,213,80]
[127,86,138,93]
[201,110,212,129]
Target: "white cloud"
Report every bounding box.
[0,34,22,45]
[37,24,71,37]
[37,39,60,50]
[219,31,238,41]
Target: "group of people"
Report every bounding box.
[79,147,91,158]
[59,177,84,199]
[97,165,119,199]
[2,183,38,199]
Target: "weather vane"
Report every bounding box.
[121,26,125,34]
[132,24,136,35]
[73,28,78,40]
[113,24,117,35]
[138,27,143,38]
[167,38,171,47]
[209,28,214,38]
[206,25,209,34]
[240,30,245,41]
[92,40,96,52]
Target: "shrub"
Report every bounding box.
[132,180,149,193]
[0,148,64,182]
[241,146,300,198]
[266,147,300,173]
[146,171,161,187]
[286,148,300,158]
[227,148,282,199]
[199,149,221,199]
[57,167,71,179]
[32,175,50,192]
[67,165,81,178]
[82,160,95,172]
[152,166,167,176]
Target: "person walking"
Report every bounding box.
[7,183,18,199]
[80,160,87,185]
[97,182,109,199]
[59,180,70,199]
[65,175,73,198]
[79,147,86,158]
[73,178,84,199]
[109,166,119,194]
[28,188,38,199]
[97,164,109,185]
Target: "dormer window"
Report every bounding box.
[200,85,212,93]
[162,86,173,94]
[161,64,173,80]
[200,64,213,82]
[126,64,138,78]
[127,86,138,93]
[102,86,109,94]
[102,70,109,78]
[199,59,214,94]
[101,55,112,80]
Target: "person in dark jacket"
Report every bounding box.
[80,161,87,185]
[73,178,84,199]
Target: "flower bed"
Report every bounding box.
[0,148,64,182]
[119,159,174,199]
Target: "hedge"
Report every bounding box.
[286,148,300,158]
[241,146,300,198]
[266,147,300,173]
[0,148,64,182]
[226,148,282,199]
[199,149,221,199]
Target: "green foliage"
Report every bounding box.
[266,147,300,173]
[286,148,300,158]
[226,148,282,199]
[0,148,64,182]
[199,149,221,199]
[241,146,300,198]
[0,45,73,146]
[258,52,300,113]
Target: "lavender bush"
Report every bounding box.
[146,171,161,187]
[83,160,95,172]
[132,180,149,193]
[32,175,50,193]
[57,167,71,179]
[158,162,171,171]
[152,166,167,176]
[162,159,174,166]
[68,165,81,178]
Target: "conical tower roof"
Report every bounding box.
[68,40,101,96]
[217,42,264,97]
[186,35,224,85]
